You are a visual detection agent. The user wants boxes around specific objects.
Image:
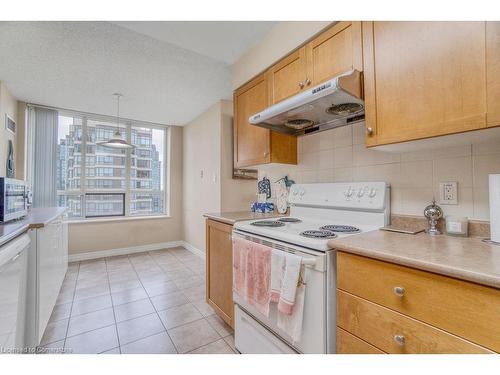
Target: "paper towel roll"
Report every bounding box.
[489,174,500,243]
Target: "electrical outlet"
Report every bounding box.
[439,182,458,205]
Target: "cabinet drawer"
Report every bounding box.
[337,327,384,354]
[337,290,493,354]
[337,252,500,352]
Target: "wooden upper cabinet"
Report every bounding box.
[307,21,363,86]
[234,74,297,168]
[268,47,308,104]
[363,21,488,147]
[268,22,363,105]
[487,22,500,127]
[234,74,271,167]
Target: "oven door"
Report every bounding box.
[232,230,329,354]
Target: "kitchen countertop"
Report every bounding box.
[204,211,287,225]
[328,230,500,289]
[0,207,66,247]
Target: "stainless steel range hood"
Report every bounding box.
[249,70,364,136]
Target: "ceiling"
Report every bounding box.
[0,21,276,125]
[112,21,276,65]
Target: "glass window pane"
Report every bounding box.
[85,193,124,217]
[57,195,83,218]
[130,127,165,216]
[86,119,127,190]
[57,114,83,217]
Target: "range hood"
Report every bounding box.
[249,70,364,136]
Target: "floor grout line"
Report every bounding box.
[104,256,122,354]
[42,247,228,354]
[61,261,80,350]
[129,251,179,354]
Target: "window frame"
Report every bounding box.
[48,107,170,222]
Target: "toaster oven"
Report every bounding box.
[0,178,28,223]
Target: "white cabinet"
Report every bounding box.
[26,214,68,346]
[0,234,30,353]
[36,215,68,341]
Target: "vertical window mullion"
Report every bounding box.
[125,122,132,216]
[164,127,169,216]
[81,116,87,219]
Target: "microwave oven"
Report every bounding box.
[0,178,28,223]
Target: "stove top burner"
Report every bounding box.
[250,220,285,227]
[300,230,337,239]
[277,217,302,223]
[320,225,361,233]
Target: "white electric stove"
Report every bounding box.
[232,182,390,354]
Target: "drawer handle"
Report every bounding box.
[393,286,405,297]
[394,335,405,346]
[10,252,22,262]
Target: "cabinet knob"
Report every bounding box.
[298,82,305,89]
[304,78,311,86]
[366,127,374,135]
[394,335,406,346]
[393,286,405,297]
[263,151,269,157]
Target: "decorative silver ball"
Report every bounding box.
[424,200,443,220]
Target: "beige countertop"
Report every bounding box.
[0,207,66,247]
[328,230,500,289]
[204,211,287,225]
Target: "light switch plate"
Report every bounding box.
[439,181,458,205]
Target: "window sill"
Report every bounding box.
[67,214,171,225]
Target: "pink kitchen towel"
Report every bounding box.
[232,237,272,316]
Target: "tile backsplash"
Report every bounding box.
[257,122,500,221]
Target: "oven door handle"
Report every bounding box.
[232,231,324,271]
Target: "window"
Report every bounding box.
[56,112,168,220]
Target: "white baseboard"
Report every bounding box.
[181,241,206,259]
[68,240,184,262]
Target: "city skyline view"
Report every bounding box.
[56,114,166,218]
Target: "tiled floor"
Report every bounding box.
[38,247,236,354]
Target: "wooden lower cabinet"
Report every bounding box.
[206,219,234,328]
[336,251,499,354]
[337,290,492,354]
[337,327,384,354]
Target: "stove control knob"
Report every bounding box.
[292,190,298,196]
[369,188,377,198]
[299,189,305,197]
[357,188,365,198]
[344,186,354,198]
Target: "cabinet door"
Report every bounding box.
[363,21,487,146]
[37,217,67,341]
[234,74,270,168]
[336,327,384,354]
[268,47,308,104]
[487,22,500,127]
[206,219,234,327]
[306,21,363,86]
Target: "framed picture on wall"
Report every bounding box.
[5,114,15,134]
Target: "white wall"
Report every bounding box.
[183,100,255,253]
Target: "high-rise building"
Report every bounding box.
[56,117,163,218]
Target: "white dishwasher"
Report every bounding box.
[0,234,30,354]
